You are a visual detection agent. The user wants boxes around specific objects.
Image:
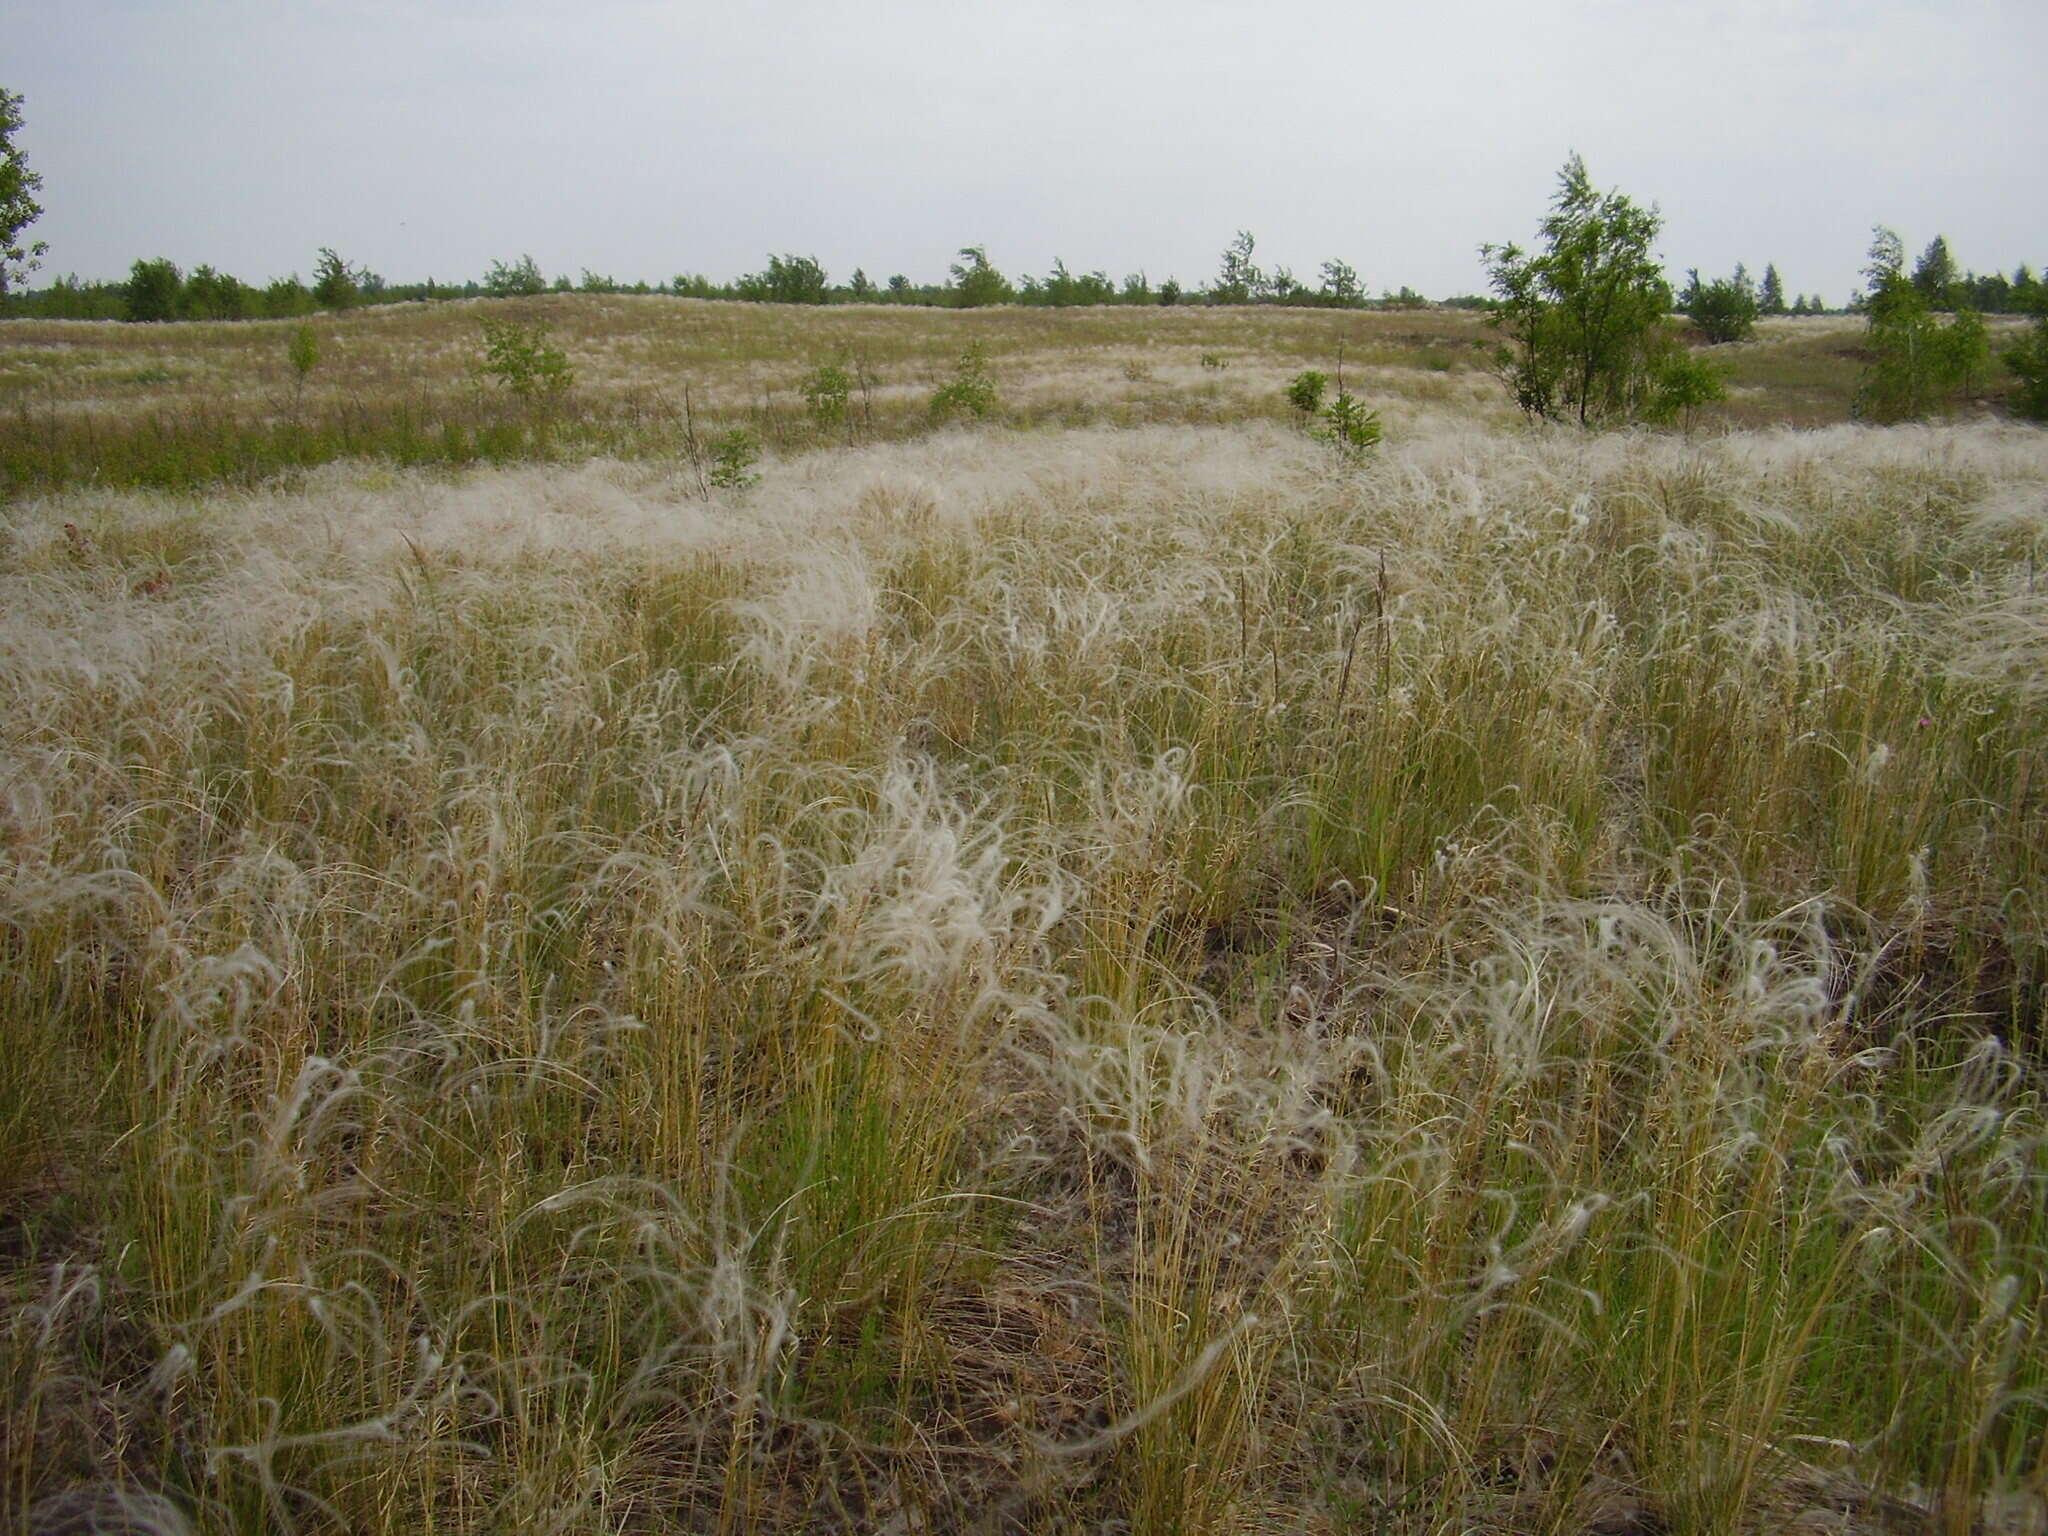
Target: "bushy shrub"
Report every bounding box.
[1642,347,1726,429]
[1680,266,1758,344]
[1286,370,1328,417]
[476,318,573,403]
[737,254,829,305]
[484,255,547,297]
[801,363,851,428]
[930,344,997,418]
[264,275,313,317]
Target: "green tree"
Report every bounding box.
[125,258,183,322]
[1025,259,1114,307]
[312,247,360,310]
[1758,263,1785,316]
[2002,283,2048,420]
[485,254,546,296]
[264,275,313,317]
[1911,235,1957,310]
[1317,259,1364,308]
[0,87,46,295]
[737,253,829,304]
[182,264,249,320]
[1962,270,2012,313]
[1480,154,1674,425]
[947,246,1012,308]
[1857,226,1988,422]
[1211,230,1263,305]
[20,274,122,320]
[1680,264,1758,343]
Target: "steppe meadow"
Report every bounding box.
[4,296,2047,1533]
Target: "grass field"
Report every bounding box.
[3,299,2047,1533]
[6,299,1995,501]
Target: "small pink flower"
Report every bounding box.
[1917,716,1933,729]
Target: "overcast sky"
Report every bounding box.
[12,0,2047,304]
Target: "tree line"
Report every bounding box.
[6,228,2043,332]
[2,238,1450,322]
[2,94,2045,423]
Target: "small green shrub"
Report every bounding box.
[287,323,318,381]
[286,324,319,422]
[1314,393,1382,456]
[1643,348,1726,429]
[801,363,852,428]
[930,344,997,419]
[476,318,573,404]
[1200,351,1228,370]
[1285,369,1328,417]
[707,427,761,489]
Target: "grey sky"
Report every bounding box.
[13,0,2047,303]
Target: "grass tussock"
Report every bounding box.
[3,401,2048,1532]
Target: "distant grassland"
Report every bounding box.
[0,297,1986,499]
[3,300,2047,1533]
